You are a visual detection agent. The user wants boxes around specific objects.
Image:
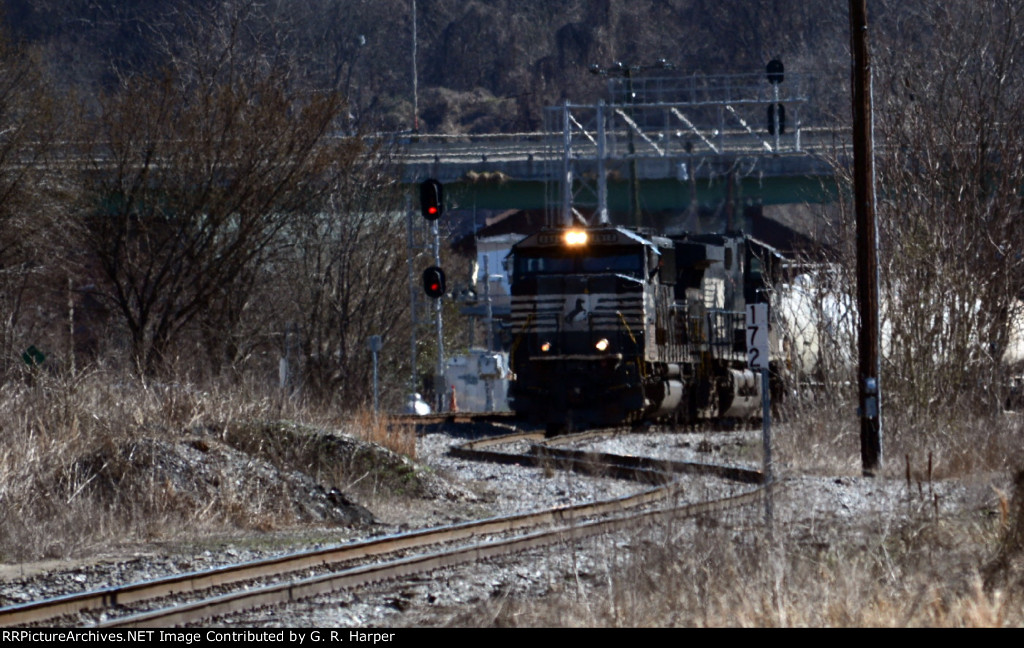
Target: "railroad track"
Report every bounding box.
[0,425,773,628]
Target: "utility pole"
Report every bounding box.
[850,0,883,475]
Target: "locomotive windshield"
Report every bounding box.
[513,248,644,280]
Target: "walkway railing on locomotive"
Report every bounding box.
[683,310,747,359]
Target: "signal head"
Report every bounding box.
[422,266,446,299]
[419,179,444,221]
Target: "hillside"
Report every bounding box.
[2,0,852,132]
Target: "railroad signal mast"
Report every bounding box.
[417,178,447,410]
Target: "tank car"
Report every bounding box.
[506,225,773,434]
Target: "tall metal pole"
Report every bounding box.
[484,255,494,413]
[562,101,573,228]
[762,366,773,527]
[411,0,418,132]
[432,219,445,410]
[626,70,641,228]
[373,346,379,413]
[405,196,419,391]
[369,335,381,415]
[597,101,609,225]
[772,81,781,153]
[850,0,883,475]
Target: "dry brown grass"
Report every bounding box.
[773,387,1024,479]
[452,491,1019,627]
[340,408,418,461]
[0,368,418,562]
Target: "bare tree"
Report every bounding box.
[789,0,1024,426]
[71,12,355,375]
[867,0,1024,414]
[274,142,414,407]
[0,32,66,372]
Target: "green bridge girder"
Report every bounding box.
[436,174,838,213]
[401,145,842,215]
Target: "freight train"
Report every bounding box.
[506,225,784,434]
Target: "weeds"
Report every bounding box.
[340,408,418,461]
[0,369,416,562]
[773,385,1024,480]
[468,495,1015,627]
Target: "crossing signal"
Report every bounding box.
[422,266,446,299]
[766,59,784,85]
[420,178,444,220]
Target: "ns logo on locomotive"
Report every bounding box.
[506,225,782,435]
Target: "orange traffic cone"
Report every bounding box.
[449,385,458,412]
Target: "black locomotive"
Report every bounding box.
[506,225,780,434]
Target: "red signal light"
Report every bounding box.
[422,266,446,299]
[420,179,443,221]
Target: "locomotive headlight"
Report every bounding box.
[595,338,610,352]
[564,229,588,246]
[540,341,552,353]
